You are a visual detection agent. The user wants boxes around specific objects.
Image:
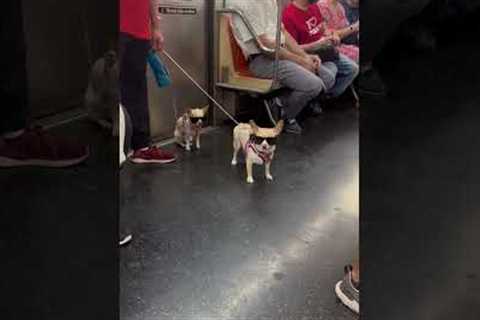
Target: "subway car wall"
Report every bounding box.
[22,0,117,119]
[148,0,211,141]
[148,0,291,141]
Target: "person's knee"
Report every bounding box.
[304,77,326,98]
[320,69,337,92]
[350,61,360,78]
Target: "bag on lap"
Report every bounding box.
[313,44,340,62]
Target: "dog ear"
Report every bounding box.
[202,105,209,114]
[274,120,284,135]
[249,120,259,134]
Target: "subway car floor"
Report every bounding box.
[120,108,359,320]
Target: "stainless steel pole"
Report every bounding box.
[272,0,282,90]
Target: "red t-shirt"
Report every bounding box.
[120,0,151,40]
[282,3,326,45]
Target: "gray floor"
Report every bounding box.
[120,109,359,320]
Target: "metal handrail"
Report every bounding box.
[217,0,284,90]
[216,8,275,55]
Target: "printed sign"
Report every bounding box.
[158,6,197,15]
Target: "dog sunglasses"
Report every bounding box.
[190,116,205,124]
[252,135,277,145]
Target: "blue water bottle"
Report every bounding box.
[147,50,172,88]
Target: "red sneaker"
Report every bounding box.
[130,146,176,164]
[0,127,89,168]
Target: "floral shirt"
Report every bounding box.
[318,0,359,62]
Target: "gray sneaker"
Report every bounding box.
[335,265,359,314]
[284,119,302,135]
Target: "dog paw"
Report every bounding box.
[266,174,274,181]
[231,159,238,166]
[246,177,254,184]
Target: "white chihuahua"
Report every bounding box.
[231,120,284,184]
[174,106,209,151]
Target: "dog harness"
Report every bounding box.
[244,138,273,163]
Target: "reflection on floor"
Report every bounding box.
[120,109,359,320]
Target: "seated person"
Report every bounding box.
[283,0,359,99]
[340,0,359,45]
[229,0,338,134]
[317,0,359,62]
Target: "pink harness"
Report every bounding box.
[244,139,273,163]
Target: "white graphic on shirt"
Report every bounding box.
[306,16,322,36]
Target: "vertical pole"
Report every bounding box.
[207,0,215,126]
[272,0,282,89]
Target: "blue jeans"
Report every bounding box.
[327,54,359,98]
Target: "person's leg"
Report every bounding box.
[328,54,359,98]
[335,262,360,314]
[0,1,88,168]
[249,56,325,133]
[118,33,151,151]
[119,33,175,164]
[317,61,338,93]
[351,260,359,284]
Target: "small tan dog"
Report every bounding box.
[231,120,284,184]
[174,106,209,151]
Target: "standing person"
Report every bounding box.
[282,0,359,99]
[119,0,176,164]
[229,0,338,134]
[0,1,89,168]
[119,0,176,246]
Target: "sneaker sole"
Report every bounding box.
[335,280,359,314]
[0,152,89,168]
[130,157,176,164]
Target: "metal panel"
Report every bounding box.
[148,0,209,141]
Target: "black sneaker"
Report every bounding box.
[335,265,359,314]
[119,233,133,247]
[264,97,284,124]
[284,119,302,135]
[309,101,323,117]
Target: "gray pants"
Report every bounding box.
[249,55,337,120]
